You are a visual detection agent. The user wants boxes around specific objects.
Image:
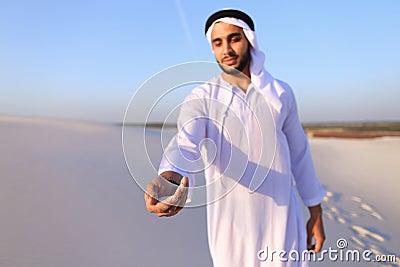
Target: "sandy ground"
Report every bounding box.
[0,115,398,267]
[308,138,400,267]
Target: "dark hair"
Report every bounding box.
[205,9,255,34]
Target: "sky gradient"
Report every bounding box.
[1,0,399,123]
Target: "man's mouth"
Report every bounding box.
[222,57,238,66]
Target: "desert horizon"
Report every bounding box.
[123,118,400,139]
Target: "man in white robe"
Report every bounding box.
[145,9,326,267]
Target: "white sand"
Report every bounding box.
[308,138,400,266]
[0,115,398,267]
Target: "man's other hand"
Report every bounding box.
[306,204,326,252]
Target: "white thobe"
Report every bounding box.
[159,74,325,267]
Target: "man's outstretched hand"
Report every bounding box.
[145,175,189,217]
[306,204,326,252]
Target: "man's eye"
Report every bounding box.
[214,42,222,47]
[231,37,241,42]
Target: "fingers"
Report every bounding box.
[144,183,158,213]
[314,238,323,252]
[144,176,175,213]
[307,236,324,252]
[152,200,183,217]
[306,234,313,250]
[155,206,183,217]
[306,215,325,252]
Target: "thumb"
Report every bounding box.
[168,177,189,204]
[174,176,189,198]
[181,176,189,187]
[164,177,189,207]
[314,238,322,252]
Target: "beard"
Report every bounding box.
[217,48,250,75]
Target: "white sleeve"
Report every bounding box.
[158,89,208,202]
[282,86,326,207]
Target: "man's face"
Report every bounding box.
[210,22,250,75]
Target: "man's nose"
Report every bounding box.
[222,42,233,55]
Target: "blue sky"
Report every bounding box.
[1,0,399,123]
